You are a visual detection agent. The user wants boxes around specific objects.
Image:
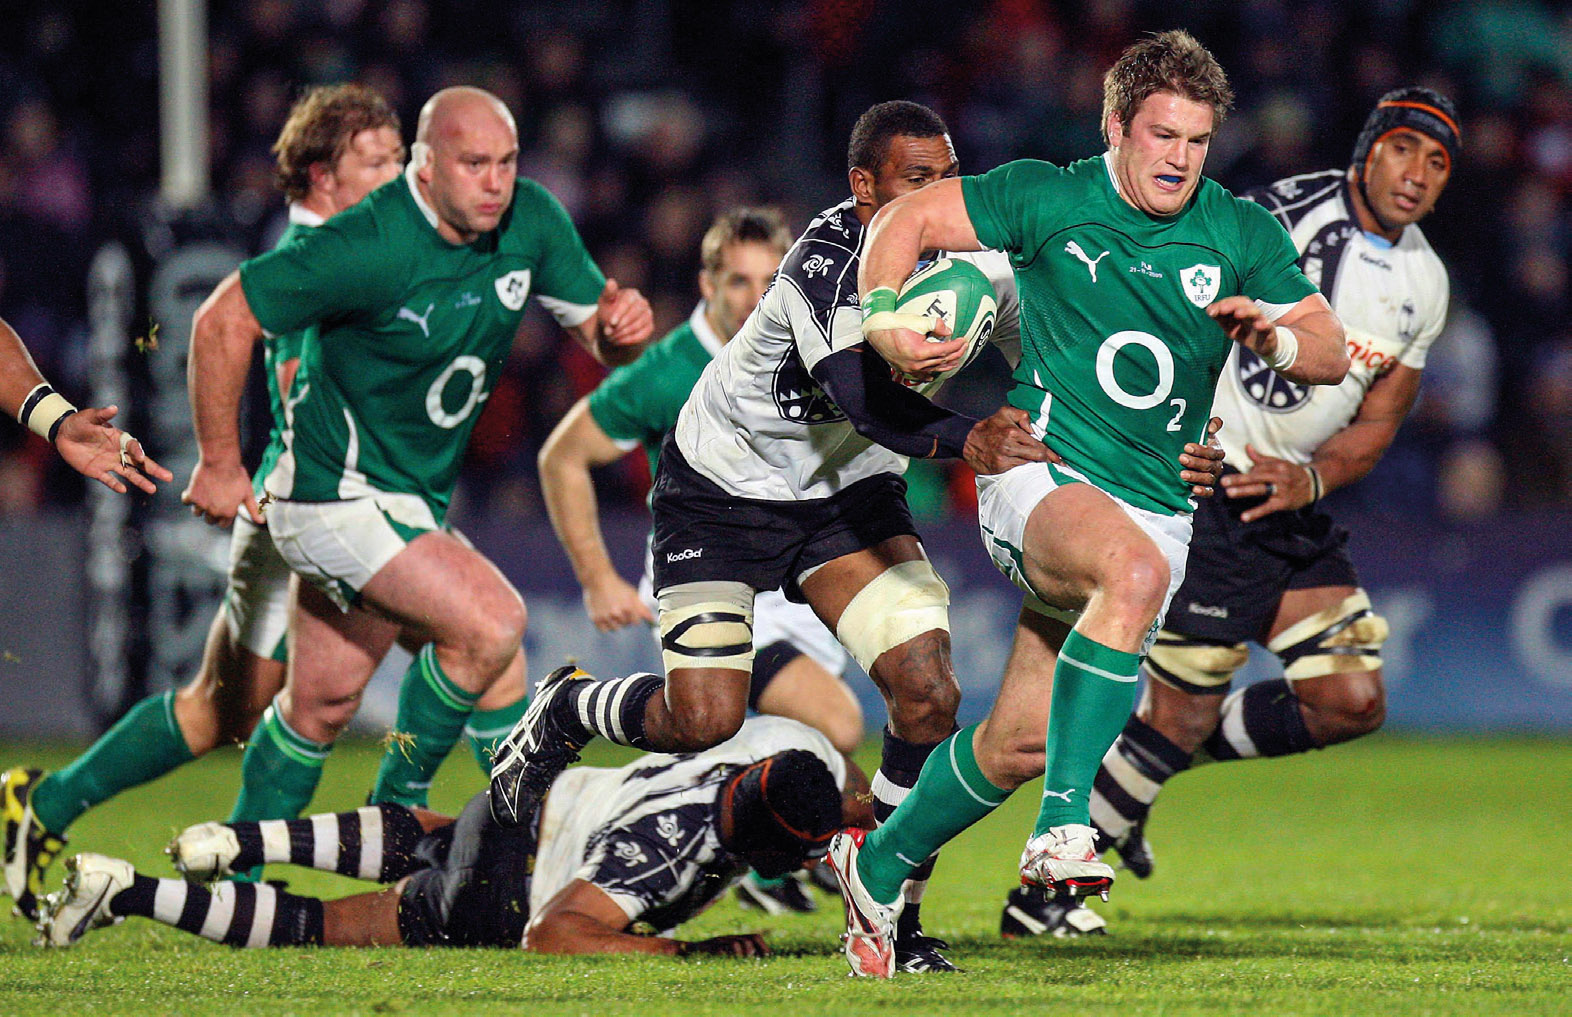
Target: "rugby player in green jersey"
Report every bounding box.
[178,87,652,851]
[831,31,1350,975]
[4,84,402,915]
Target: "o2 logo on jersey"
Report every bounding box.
[494,269,531,311]
[1235,347,1311,413]
[426,355,490,428]
[1095,331,1190,432]
[772,350,845,424]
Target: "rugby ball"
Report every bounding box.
[893,257,997,391]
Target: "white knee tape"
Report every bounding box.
[658,581,756,674]
[1267,590,1389,681]
[1145,630,1250,690]
[835,559,951,673]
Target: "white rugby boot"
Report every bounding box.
[826,827,903,978]
[35,853,133,947]
[1019,823,1116,901]
[166,821,242,881]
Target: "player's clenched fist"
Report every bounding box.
[182,458,262,528]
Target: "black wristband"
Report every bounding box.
[46,409,73,445]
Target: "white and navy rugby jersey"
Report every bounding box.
[1212,169,1449,467]
[674,197,1021,502]
[523,716,846,942]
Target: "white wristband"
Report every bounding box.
[18,384,78,442]
[1266,325,1299,372]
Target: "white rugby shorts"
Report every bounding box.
[267,492,439,610]
[975,460,1193,654]
[224,513,293,660]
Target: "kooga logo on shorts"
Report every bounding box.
[667,548,703,562]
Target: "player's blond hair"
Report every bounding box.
[1101,30,1234,146]
[699,207,792,276]
[273,84,401,203]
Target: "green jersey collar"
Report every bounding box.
[691,301,724,358]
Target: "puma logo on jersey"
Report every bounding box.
[397,303,434,338]
[1042,787,1075,803]
[1065,241,1110,282]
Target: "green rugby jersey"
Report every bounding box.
[586,303,722,478]
[241,166,605,519]
[962,154,1316,514]
[250,208,318,499]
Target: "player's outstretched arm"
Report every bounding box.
[528,879,768,957]
[2,318,171,494]
[538,397,655,631]
[570,279,654,368]
[858,179,981,377]
[1207,292,1349,386]
[182,271,264,528]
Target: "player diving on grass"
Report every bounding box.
[1,84,432,916]
[1084,87,1459,906]
[538,206,864,916]
[489,100,1225,973]
[176,86,651,867]
[36,716,864,956]
[831,30,1350,976]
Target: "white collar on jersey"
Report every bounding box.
[690,301,725,357]
[287,202,327,228]
[403,162,441,232]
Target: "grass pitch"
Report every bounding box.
[1,733,1567,1016]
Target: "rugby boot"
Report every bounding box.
[826,827,902,978]
[895,932,960,972]
[1000,886,1108,938]
[1019,823,1116,901]
[35,853,132,947]
[1097,814,1156,880]
[734,872,817,915]
[166,821,243,882]
[3,767,68,920]
[488,665,593,826]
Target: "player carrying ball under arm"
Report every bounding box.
[1088,87,1460,887]
[179,87,651,844]
[831,31,1349,976]
[492,101,1223,973]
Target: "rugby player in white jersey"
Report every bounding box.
[0,319,168,495]
[538,207,862,914]
[37,716,865,957]
[178,88,652,866]
[1084,87,1458,906]
[492,101,1224,972]
[3,85,408,916]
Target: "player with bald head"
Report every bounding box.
[180,85,653,836]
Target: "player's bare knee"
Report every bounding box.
[1102,550,1169,618]
[1303,672,1386,741]
[877,630,960,739]
[668,698,746,752]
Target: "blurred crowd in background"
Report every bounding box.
[1,0,1569,526]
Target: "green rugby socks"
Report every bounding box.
[370,645,480,806]
[30,690,196,834]
[463,695,529,774]
[1034,629,1142,835]
[229,701,330,825]
[856,724,1010,904]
